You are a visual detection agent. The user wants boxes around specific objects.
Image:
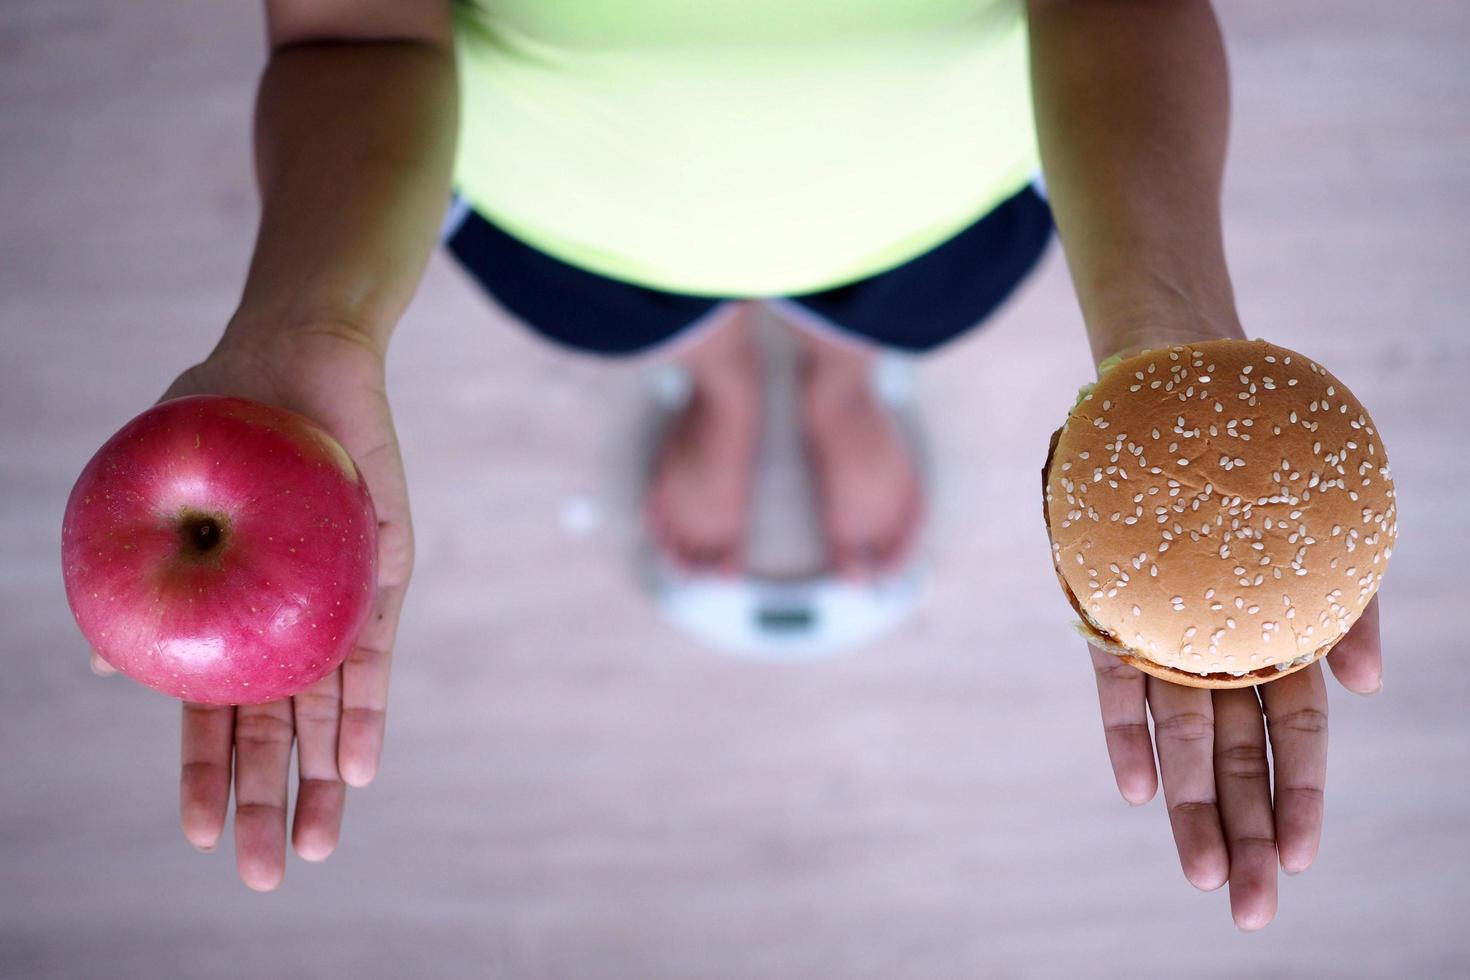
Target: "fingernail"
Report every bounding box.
[195,843,216,854]
[1283,866,1301,876]
[1357,679,1382,696]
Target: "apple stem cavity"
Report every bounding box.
[178,510,229,561]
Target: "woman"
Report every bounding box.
[102,0,1383,929]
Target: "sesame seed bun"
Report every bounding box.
[1042,339,1397,688]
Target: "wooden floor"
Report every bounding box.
[2,2,1467,977]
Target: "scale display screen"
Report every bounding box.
[756,605,816,632]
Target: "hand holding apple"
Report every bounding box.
[63,394,378,704]
[75,326,415,890]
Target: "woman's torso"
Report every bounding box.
[452,0,1039,296]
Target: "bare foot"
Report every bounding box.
[644,304,761,574]
[796,328,924,578]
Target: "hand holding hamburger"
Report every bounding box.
[1044,338,1395,684]
[1047,336,1394,928]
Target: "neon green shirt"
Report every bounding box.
[452,0,1039,297]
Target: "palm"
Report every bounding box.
[1087,596,1382,929]
[92,328,414,890]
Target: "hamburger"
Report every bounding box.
[1042,338,1397,688]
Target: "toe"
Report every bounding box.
[827,530,858,580]
[676,532,703,574]
[717,538,743,576]
[882,487,925,571]
[709,547,735,576]
[644,488,671,547]
[648,507,680,569]
[688,540,718,573]
[848,538,883,581]
[873,510,907,574]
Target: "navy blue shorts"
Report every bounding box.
[443,184,1052,357]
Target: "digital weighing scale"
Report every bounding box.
[641,305,928,659]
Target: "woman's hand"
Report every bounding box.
[90,325,414,890]
[1076,332,1386,929]
[1026,0,1385,928]
[1079,323,1384,929]
[1087,563,1382,932]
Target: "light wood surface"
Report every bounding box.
[2,1,1467,977]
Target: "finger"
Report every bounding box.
[339,573,406,788]
[1149,677,1228,890]
[340,419,413,787]
[1212,686,1278,931]
[292,670,347,863]
[1087,645,1157,805]
[180,702,234,851]
[1262,662,1329,875]
[1325,595,1382,694]
[233,699,294,891]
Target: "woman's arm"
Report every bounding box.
[1025,0,1384,932]
[222,1,458,356]
[1027,0,1244,366]
[160,2,457,890]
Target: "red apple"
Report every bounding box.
[61,395,377,705]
